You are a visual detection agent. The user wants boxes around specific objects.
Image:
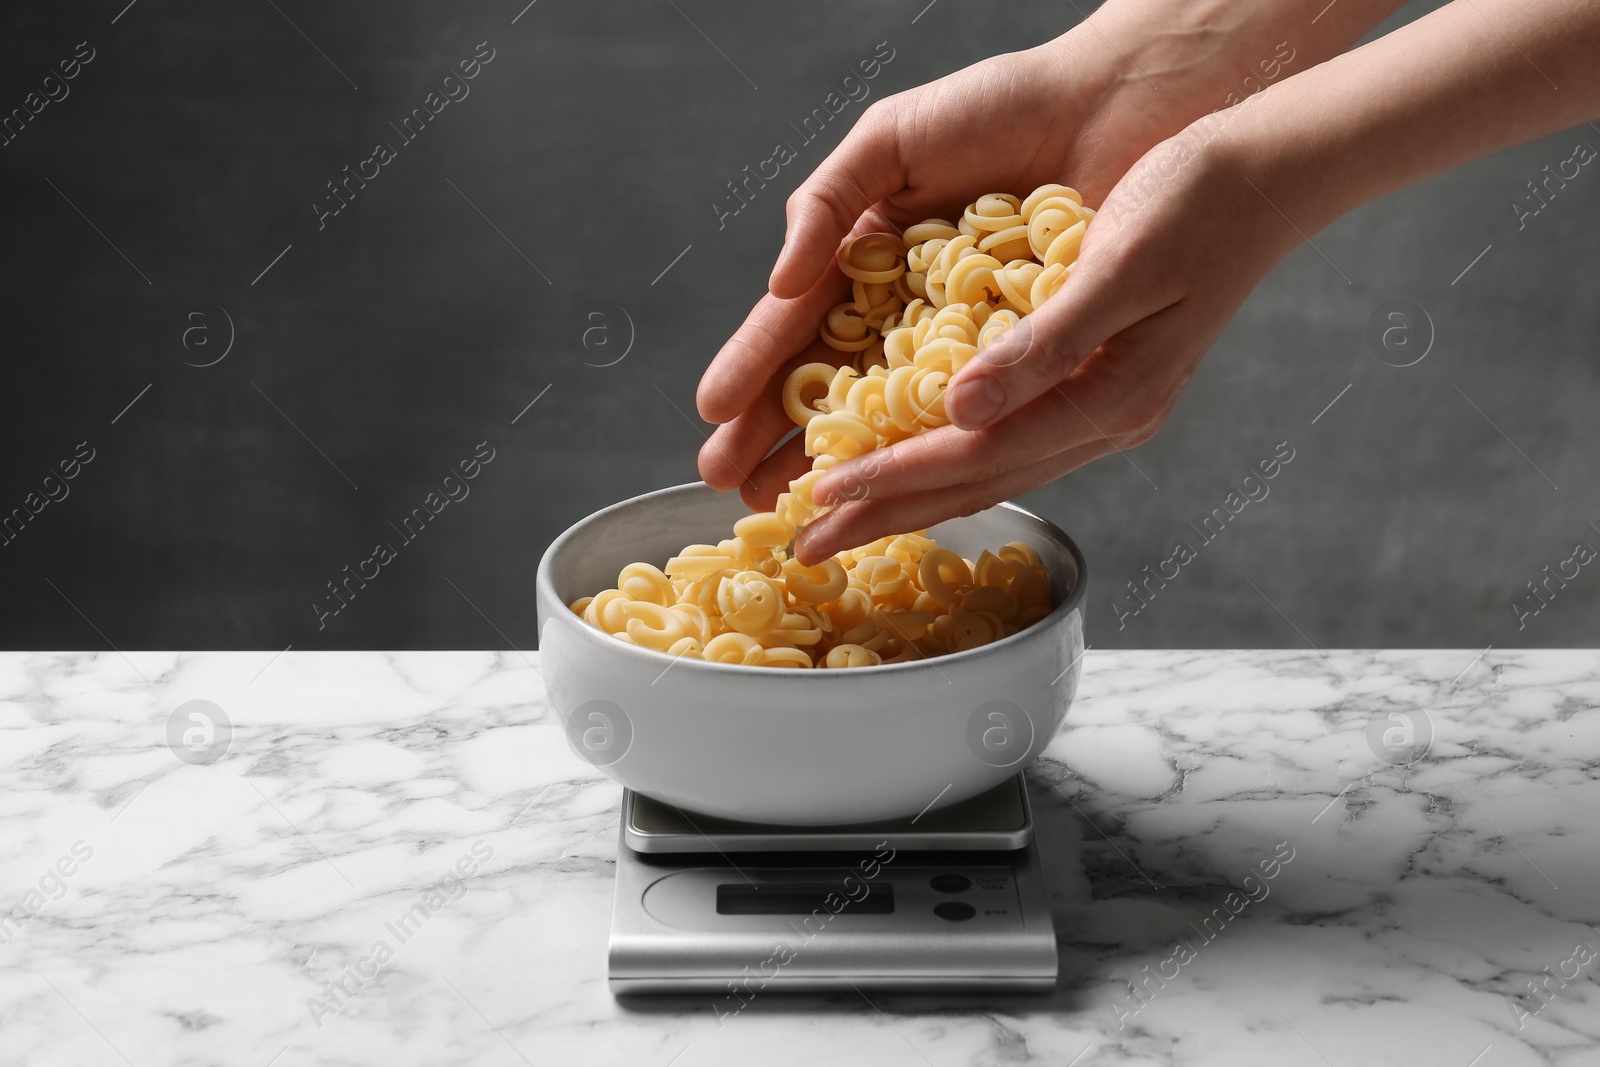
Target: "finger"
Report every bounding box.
[944,236,1180,431]
[770,102,906,299]
[698,339,844,490]
[698,205,915,426]
[698,412,787,494]
[741,434,812,512]
[794,440,1113,565]
[697,267,848,425]
[805,399,1071,508]
[811,339,1161,506]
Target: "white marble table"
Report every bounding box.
[2,649,1598,1067]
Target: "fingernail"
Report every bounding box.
[768,240,790,292]
[952,375,1007,428]
[793,530,818,566]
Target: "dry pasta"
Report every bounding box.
[570,185,1083,667]
[576,528,1051,669]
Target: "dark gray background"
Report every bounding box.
[1,0,1595,652]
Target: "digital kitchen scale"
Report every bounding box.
[610,773,1058,994]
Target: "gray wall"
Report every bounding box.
[1,0,1595,651]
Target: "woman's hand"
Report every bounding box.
[797,0,1600,564]
[694,0,1401,521]
[797,120,1302,562]
[693,0,1600,566]
[694,33,1154,513]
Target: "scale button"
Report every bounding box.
[933,901,976,922]
[929,874,972,894]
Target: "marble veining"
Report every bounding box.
[1,649,1597,1066]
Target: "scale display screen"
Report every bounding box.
[715,884,896,915]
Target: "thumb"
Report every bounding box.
[945,252,1169,430]
[769,101,906,299]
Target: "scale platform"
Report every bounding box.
[610,774,1058,995]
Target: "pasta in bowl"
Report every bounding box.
[535,481,1087,826]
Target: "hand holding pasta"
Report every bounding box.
[694,0,1600,564]
[782,181,1092,503]
[692,0,1416,528]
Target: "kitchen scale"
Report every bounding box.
[610,773,1058,994]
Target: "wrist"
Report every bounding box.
[1039,24,1122,124]
[1202,80,1355,251]
[1048,3,1311,198]
[1054,0,1407,196]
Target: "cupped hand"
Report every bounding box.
[795,126,1307,562]
[694,31,1191,513]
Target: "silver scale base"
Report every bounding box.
[610,774,1058,995]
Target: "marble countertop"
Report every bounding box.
[3,648,1598,1066]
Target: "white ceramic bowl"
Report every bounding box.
[535,482,1087,826]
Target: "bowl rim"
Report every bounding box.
[537,480,1088,679]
